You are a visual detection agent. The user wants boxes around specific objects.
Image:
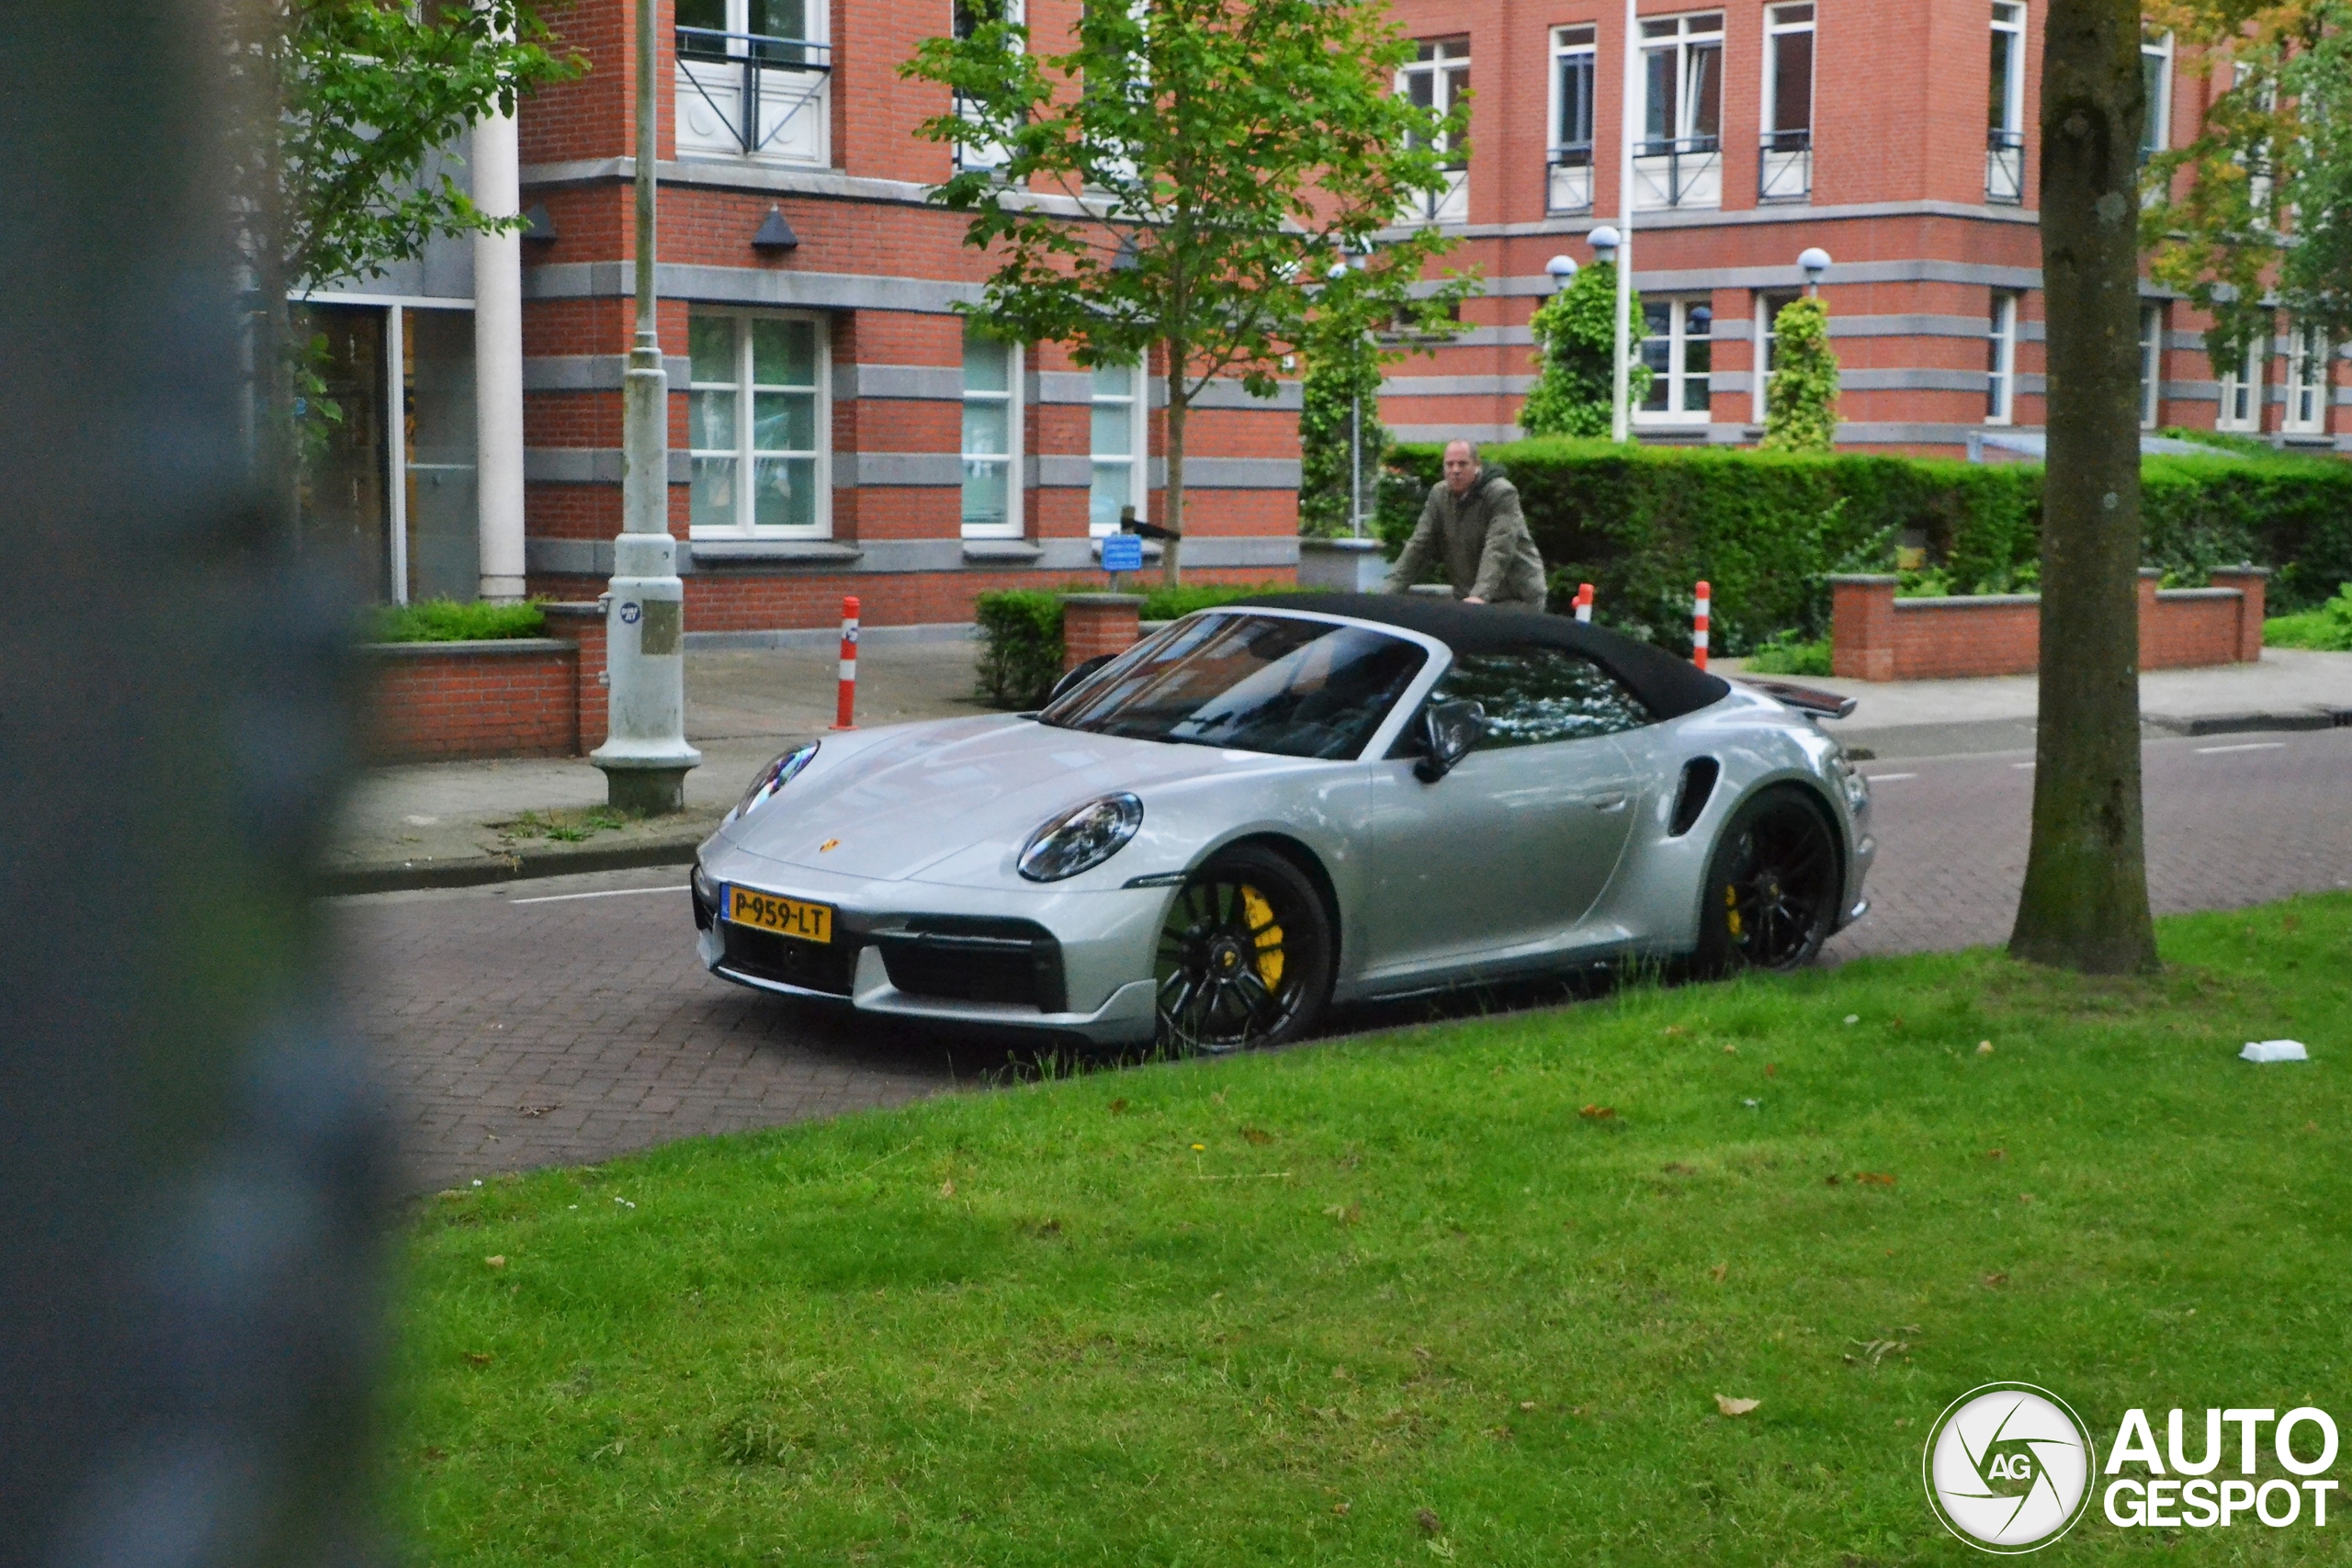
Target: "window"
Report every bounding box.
[2138,303,2164,429]
[1549,26,1598,213]
[673,0,830,165]
[1987,3,2027,203]
[1090,359,1147,536]
[962,321,1021,537]
[1400,38,1471,222]
[2140,32,2173,164]
[1640,299,1713,423]
[1753,290,1801,423]
[1635,12,1724,209]
[952,0,1025,173]
[2233,62,2278,220]
[1760,5,1815,203]
[1427,648,1654,748]
[1042,614,1429,761]
[1985,292,2019,424]
[2216,332,2264,432]
[2285,322,2330,435]
[688,310,827,536]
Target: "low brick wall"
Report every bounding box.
[363,601,612,761]
[1062,592,1144,671]
[1829,569,2268,682]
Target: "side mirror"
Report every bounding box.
[1412,699,1484,783]
[1046,653,1115,706]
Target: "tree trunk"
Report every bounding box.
[1162,359,1185,588]
[2008,0,2159,974]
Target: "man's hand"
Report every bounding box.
[1463,595,1486,605]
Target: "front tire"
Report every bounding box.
[1692,785,1843,976]
[1154,845,1334,1055]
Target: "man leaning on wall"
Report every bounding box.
[1385,439,1548,609]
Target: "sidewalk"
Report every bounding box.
[1736,648,2352,760]
[323,630,991,892]
[326,634,2352,892]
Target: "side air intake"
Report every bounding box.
[1668,757,1721,837]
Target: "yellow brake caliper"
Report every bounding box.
[1724,883,1744,939]
[1241,885,1284,989]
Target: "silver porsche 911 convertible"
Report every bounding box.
[691,593,1874,1053]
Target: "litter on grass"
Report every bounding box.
[2240,1039,2310,1063]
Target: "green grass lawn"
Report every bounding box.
[393,897,2352,1565]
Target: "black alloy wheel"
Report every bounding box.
[1694,785,1843,975]
[1154,844,1334,1055]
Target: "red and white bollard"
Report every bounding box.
[1692,580,1711,671]
[1574,581,1594,624]
[831,594,860,729]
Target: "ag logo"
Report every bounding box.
[1924,1383,2098,1553]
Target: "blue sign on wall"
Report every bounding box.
[1100,534,1144,574]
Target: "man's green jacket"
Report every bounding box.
[1384,465,1548,608]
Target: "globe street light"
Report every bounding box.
[1545,254,1578,291]
[1799,245,1832,294]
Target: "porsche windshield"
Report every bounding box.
[1040,613,1428,759]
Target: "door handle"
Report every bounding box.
[1585,791,1629,812]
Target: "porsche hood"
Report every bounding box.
[716,715,1295,884]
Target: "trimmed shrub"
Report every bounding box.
[974,590,1067,708]
[363,598,548,643]
[1382,440,2352,652]
[1758,297,1838,454]
[2264,582,2352,651]
[1139,581,1302,620]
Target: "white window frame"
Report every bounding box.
[2216,332,2264,432]
[2138,302,2164,429]
[1634,11,1725,210]
[1760,4,1815,204]
[2284,321,2330,435]
[1987,3,2027,203]
[2140,31,2174,164]
[1089,359,1148,537]
[1636,297,1714,426]
[1753,289,1802,425]
[1986,291,2019,425]
[1548,26,1598,214]
[960,325,1023,539]
[686,308,831,539]
[953,0,1025,173]
[673,0,831,167]
[1399,37,1471,223]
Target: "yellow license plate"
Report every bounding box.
[724,886,834,944]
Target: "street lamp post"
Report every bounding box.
[1610,0,1639,445]
[1799,245,1832,297]
[593,0,701,813]
[1589,224,1626,439]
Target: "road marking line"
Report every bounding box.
[2194,741,2288,755]
[2011,761,2035,770]
[1865,773,1917,783]
[509,885,690,906]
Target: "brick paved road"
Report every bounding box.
[343,728,2352,1190]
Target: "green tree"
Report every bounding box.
[1757,296,1840,453]
[1517,261,1648,439]
[904,0,1474,583]
[2141,2,2352,369]
[2011,0,2161,975]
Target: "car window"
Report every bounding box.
[1041,612,1428,760]
[1424,645,1655,749]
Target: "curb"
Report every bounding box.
[317,818,720,897]
[1833,705,2349,760]
[2143,706,2352,737]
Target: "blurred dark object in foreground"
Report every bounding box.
[0,3,396,1565]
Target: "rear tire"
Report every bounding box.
[1153,844,1334,1055]
[1692,785,1843,976]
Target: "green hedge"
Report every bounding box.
[1379,439,2352,655]
[972,582,1305,708]
[362,598,548,643]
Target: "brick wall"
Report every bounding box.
[1830,570,2267,682]
[365,604,615,761]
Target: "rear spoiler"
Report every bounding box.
[1736,676,1858,722]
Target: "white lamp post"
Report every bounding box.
[593,0,700,813]
[1589,224,1627,441]
[1799,245,1832,295]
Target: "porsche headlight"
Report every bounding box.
[730,741,819,822]
[1017,794,1143,883]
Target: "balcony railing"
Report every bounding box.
[674,26,831,164]
[1547,142,1595,213]
[1758,128,1812,205]
[1985,128,2025,205]
[1400,166,1469,225]
[1633,134,1722,209]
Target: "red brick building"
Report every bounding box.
[1375,0,2347,458]
[510,1,1305,633]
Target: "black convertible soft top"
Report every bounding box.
[1224,592,1733,722]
